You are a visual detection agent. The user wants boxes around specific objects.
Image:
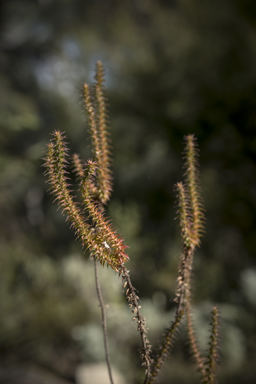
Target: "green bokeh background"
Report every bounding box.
[1,1,256,383]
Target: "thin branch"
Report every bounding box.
[186,300,207,380]
[184,246,207,381]
[183,134,205,246]
[120,265,152,383]
[149,309,184,383]
[94,257,114,384]
[204,307,220,384]
[94,60,112,204]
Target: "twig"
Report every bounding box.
[94,257,114,384]
[183,246,207,380]
[120,265,152,383]
[149,309,184,383]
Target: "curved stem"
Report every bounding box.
[94,258,114,384]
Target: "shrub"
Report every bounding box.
[43,62,220,384]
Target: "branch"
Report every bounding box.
[183,134,205,246]
[204,307,220,384]
[120,265,152,383]
[94,61,112,204]
[149,309,184,383]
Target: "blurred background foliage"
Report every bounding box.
[1,0,256,383]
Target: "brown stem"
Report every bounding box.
[120,265,152,383]
[149,309,184,383]
[184,246,207,380]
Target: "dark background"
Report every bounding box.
[1,1,256,383]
